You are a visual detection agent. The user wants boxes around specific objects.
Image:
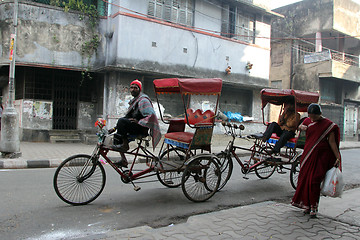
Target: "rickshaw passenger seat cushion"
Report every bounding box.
[268,133,297,148]
[164,132,194,149]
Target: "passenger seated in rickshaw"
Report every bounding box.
[108,80,162,166]
[262,100,300,154]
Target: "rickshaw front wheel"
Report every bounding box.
[53,154,106,205]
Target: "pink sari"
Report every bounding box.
[291,117,340,211]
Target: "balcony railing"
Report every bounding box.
[293,45,359,67]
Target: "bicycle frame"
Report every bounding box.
[221,122,300,175]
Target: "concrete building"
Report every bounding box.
[271,0,360,141]
[0,0,280,143]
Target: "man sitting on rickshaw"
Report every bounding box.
[262,100,300,154]
[108,80,162,167]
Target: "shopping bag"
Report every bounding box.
[320,167,344,198]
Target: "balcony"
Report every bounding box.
[296,49,360,83]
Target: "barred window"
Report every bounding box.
[221,4,255,44]
[148,0,194,26]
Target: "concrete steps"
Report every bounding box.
[49,130,81,143]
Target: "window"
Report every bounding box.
[271,80,282,89]
[22,68,53,100]
[320,78,342,104]
[221,4,255,43]
[148,0,194,26]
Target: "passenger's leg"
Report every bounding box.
[273,130,295,153]
[262,122,282,141]
[113,118,132,151]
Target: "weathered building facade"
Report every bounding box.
[271,0,360,141]
[0,0,279,142]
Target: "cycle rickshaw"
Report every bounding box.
[217,88,319,190]
[53,78,222,205]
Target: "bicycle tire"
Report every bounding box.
[156,148,187,188]
[53,154,106,205]
[254,147,276,179]
[290,155,301,190]
[181,154,220,202]
[215,152,233,191]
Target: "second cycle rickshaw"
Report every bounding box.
[53,78,223,205]
[216,89,320,190]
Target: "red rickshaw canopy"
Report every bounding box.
[261,89,320,112]
[153,78,223,95]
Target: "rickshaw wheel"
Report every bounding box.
[254,147,276,179]
[157,148,187,188]
[290,155,301,190]
[215,152,233,191]
[181,155,221,202]
[53,154,106,206]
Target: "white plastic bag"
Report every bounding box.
[321,167,344,198]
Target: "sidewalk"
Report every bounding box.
[81,188,360,239]
[1,135,360,169]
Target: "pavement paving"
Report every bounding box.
[1,135,360,239]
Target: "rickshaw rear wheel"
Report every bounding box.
[157,148,187,188]
[254,147,276,179]
[181,155,221,202]
[290,155,301,190]
[215,152,233,191]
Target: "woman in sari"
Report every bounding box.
[291,103,341,218]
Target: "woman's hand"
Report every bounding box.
[334,158,341,167]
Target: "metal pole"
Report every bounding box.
[0,0,21,157]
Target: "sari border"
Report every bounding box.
[300,122,335,168]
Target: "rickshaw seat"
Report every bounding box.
[164,132,194,149]
[164,109,215,150]
[268,133,297,148]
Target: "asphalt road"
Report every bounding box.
[0,149,359,240]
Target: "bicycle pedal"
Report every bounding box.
[278,171,287,174]
[133,186,141,191]
[243,176,249,180]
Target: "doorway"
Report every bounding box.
[53,73,79,129]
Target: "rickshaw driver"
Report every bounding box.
[108,80,162,167]
[261,100,300,154]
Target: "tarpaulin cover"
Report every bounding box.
[154,78,222,95]
[261,89,320,112]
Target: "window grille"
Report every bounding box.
[148,0,194,26]
[221,4,255,43]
